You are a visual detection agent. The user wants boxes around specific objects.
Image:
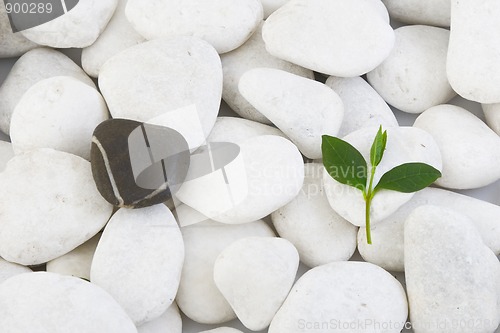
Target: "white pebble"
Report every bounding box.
[21,0,118,48]
[199,328,243,333]
[382,0,450,27]
[269,261,408,333]
[91,205,184,325]
[125,0,263,53]
[137,303,182,333]
[239,68,343,159]
[99,37,221,150]
[323,126,442,226]
[367,25,455,114]
[176,135,304,224]
[0,258,31,284]
[81,0,145,77]
[414,104,500,189]
[447,0,500,103]
[0,3,37,58]
[221,22,313,123]
[0,272,137,332]
[46,234,100,281]
[0,149,113,265]
[405,205,500,333]
[10,76,109,160]
[206,117,286,144]
[272,163,358,267]
[325,76,398,137]
[0,140,14,172]
[0,48,94,135]
[263,0,395,76]
[177,209,275,324]
[214,237,299,331]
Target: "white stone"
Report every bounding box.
[323,126,442,226]
[126,0,263,54]
[272,163,358,267]
[239,68,343,159]
[0,48,95,135]
[0,141,13,172]
[367,25,455,114]
[213,237,299,331]
[269,261,408,333]
[10,76,109,160]
[81,0,145,77]
[199,328,243,333]
[262,0,395,76]
[137,303,182,333]
[206,117,286,144]
[359,187,500,272]
[260,0,289,18]
[0,3,37,58]
[21,0,118,48]
[414,104,500,189]
[46,233,100,281]
[447,0,500,103]
[482,103,500,136]
[382,0,450,27]
[176,135,304,224]
[0,272,137,332]
[0,258,31,284]
[0,149,113,265]
[91,205,184,326]
[325,76,398,137]
[177,209,275,324]
[405,205,500,333]
[99,37,222,150]
[221,22,313,123]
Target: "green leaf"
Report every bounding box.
[374,163,442,193]
[322,135,367,192]
[370,126,387,167]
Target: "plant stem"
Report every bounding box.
[365,165,377,245]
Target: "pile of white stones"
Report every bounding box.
[0,0,500,332]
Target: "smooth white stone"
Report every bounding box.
[262,0,395,76]
[21,0,118,48]
[272,163,358,267]
[0,272,137,333]
[405,205,500,333]
[0,149,113,265]
[206,117,286,145]
[359,187,500,272]
[0,3,38,58]
[10,76,108,160]
[177,211,275,324]
[367,25,455,114]
[91,206,184,326]
[447,0,500,103]
[325,76,398,137]
[382,0,450,27]
[221,22,313,123]
[323,126,442,226]
[82,0,145,77]
[213,237,299,331]
[176,135,304,224]
[199,328,243,333]
[239,68,343,159]
[0,48,95,135]
[99,37,222,150]
[0,141,14,172]
[269,261,408,333]
[126,0,263,53]
[137,303,182,333]
[46,234,100,281]
[414,104,500,189]
[482,103,500,136]
[260,0,289,18]
[0,258,31,284]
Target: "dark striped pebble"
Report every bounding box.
[91,119,190,208]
